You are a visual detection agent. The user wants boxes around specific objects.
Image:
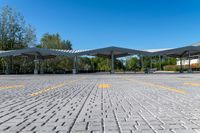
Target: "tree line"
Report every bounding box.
[0,6,176,74]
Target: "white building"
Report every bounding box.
[176,56,200,66]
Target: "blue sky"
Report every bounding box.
[1,0,200,50]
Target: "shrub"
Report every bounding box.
[164,63,200,71]
[163,65,178,71]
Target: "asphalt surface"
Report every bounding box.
[0,74,200,133]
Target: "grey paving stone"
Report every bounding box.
[0,74,200,133]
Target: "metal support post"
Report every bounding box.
[140,55,144,71]
[111,51,115,74]
[73,56,77,74]
[34,55,39,74]
[188,51,192,73]
[40,59,44,74]
[159,55,162,70]
[5,59,9,75]
[180,56,183,73]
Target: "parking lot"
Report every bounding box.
[0,74,200,133]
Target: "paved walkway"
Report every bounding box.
[0,74,200,133]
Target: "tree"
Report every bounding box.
[78,57,92,71]
[40,33,72,50]
[39,33,73,73]
[0,6,36,50]
[0,6,36,74]
[125,57,140,71]
[61,40,72,50]
[91,57,110,71]
[89,57,124,72]
[141,56,176,70]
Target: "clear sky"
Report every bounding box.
[1,0,200,50]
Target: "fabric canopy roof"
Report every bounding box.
[0,48,74,59]
[152,46,200,57]
[76,46,151,57]
[1,45,200,58]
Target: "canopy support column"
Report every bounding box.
[73,56,77,74]
[140,55,144,71]
[4,57,12,75]
[111,51,115,74]
[159,55,162,70]
[5,58,9,75]
[40,59,44,74]
[34,55,39,74]
[180,56,183,73]
[188,51,192,73]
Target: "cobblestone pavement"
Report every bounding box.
[1,74,200,133]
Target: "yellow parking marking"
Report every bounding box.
[184,82,200,86]
[122,78,187,94]
[0,85,24,90]
[155,84,187,94]
[29,78,85,96]
[98,84,110,89]
[29,83,65,96]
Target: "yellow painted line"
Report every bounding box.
[29,78,85,96]
[122,78,186,94]
[98,84,110,89]
[29,83,65,96]
[155,84,187,94]
[0,85,24,90]
[184,82,200,86]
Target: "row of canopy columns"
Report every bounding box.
[70,54,173,74]
[33,50,194,74]
[2,56,158,74]
[143,53,192,73]
[110,54,164,74]
[2,50,193,74]
[108,52,164,74]
[35,50,193,74]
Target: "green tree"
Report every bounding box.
[40,33,72,50]
[78,57,92,71]
[39,33,73,73]
[0,6,36,74]
[89,57,124,72]
[141,56,176,70]
[115,59,124,71]
[125,57,140,71]
[91,57,110,71]
[0,6,36,50]
[61,40,72,50]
